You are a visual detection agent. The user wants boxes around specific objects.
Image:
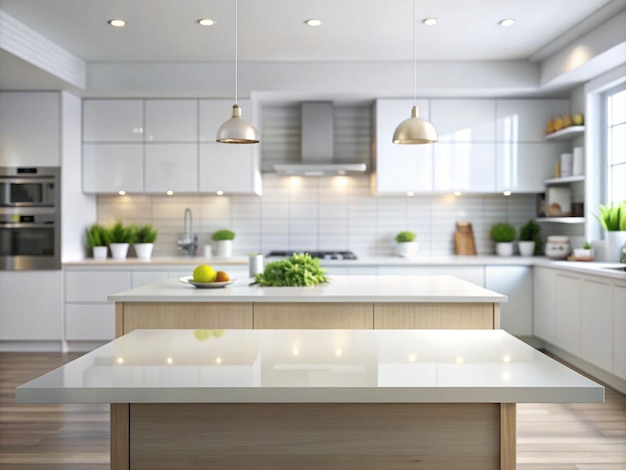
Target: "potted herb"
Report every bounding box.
[595,201,626,262]
[519,220,541,257]
[212,229,235,258]
[132,223,158,260]
[490,223,516,256]
[86,223,109,260]
[573,241,594,260]
[394,230,419,258]
[107,221,135,260]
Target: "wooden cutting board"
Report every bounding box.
[455,222,477,255]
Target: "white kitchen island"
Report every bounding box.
[109,275,508,334]
[17,329,604,470]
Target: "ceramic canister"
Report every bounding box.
[545,236,571,259]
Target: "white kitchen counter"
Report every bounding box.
[16,328,603,404]
[107,275,508,303]
[63,255,626,279]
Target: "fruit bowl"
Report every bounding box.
[179,276,237,289]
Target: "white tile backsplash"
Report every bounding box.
[96,174,537,257]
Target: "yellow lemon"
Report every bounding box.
[193,264,217,283]
[193,329,212,341]
[212,329,225,338]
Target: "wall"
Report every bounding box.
[96,174,536,258]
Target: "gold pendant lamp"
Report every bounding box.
[216,0,260,144]
[392,0,437,145]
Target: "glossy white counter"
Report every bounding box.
[17,329,603,405]
[107,275,508,303]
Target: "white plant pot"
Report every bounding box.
[396,241,419,258]
[215,240,233,258]
[134,243,154,260]
[92,246,108,260]
[109,243,130,260]
[605,231,626,262]
[518,241,535,257]
[495,242,514,256]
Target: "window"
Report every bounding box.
[605,84,626,203]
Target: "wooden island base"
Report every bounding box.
[111,403,516,470]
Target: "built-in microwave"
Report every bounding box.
[0,167,60,270]
[0,167,57,207]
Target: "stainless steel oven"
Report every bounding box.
[0,167,60,270]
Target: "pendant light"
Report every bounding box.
[392,0,437,145]
[216,0,260,144]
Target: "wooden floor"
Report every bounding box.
[1,352,625,469]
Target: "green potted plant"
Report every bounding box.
[518,220,541,257]
[394,230,419,258]
[86,223,110,260]
[212,229,235,258]
[132,223,158,260]
[595,201,626,262]
[107,221,135,260]
[490,223,516,256]
[573,241,594,260]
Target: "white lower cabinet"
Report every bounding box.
[0,271,62,343]
[484,266,532,336]
[64,271,132,343]
[553,272,582,356]
[533,267,556,344]
[534,267,626,383]
[613,283,626,379]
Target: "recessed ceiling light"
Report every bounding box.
[197,18,216,26]
[108,19,126,28]
[304,19,323,27]
[423,18,438,26]
[499,18,515,27]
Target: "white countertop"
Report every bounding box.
[16,329,604,404]
[107,275,508,303]
[63,255,626,280]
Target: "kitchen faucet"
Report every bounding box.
[177,208,198,256]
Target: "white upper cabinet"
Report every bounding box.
[434,143,496,192]
[496,142,569,193]
[373,99,434,194]
[430,99,496,142]
[198,99,255,142]
[83,99,143,142]
[496,99,569,142]
[145,144,198,193]
[199,144,262,195]
[0,92,60,166]
[83,144,144,193]
[144,100,198,142]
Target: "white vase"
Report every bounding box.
[134,243,154,260]
[495,242,514,256]
[215,240,233,258]
[605,231,626,262]
[92,246,108,260]
[109,243,130,260]
[396,241,419,258]
[518,241,535,257]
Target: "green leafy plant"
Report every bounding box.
[595,201,626,231]
[86,223,109,248]
[212,229,236,241]
[132,223,158,243]
[582,241,592,250]
[254,253,329,287]
[395,231,416,243]
[490,223,516,243]
[107,221,135,244]
[519,219,543,255]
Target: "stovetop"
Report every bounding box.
[266,250,358,260]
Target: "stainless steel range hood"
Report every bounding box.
[273,102,367,176]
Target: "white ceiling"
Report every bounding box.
[0,0,623,94]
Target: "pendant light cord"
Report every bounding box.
[412,0,416,106]
[234,0,239,105]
